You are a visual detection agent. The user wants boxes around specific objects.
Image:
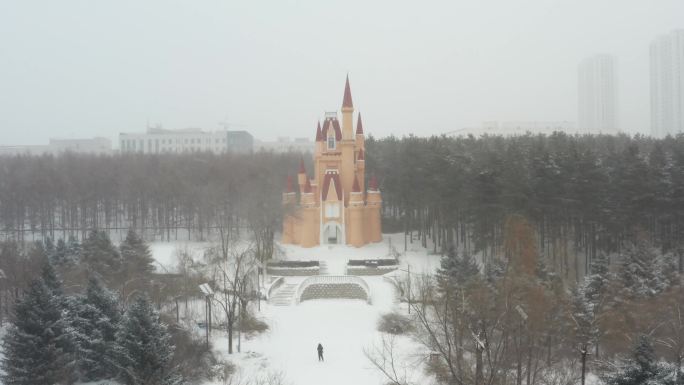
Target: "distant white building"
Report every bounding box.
[119,126,253,154]
[254,137,315,153]
[449,121,577,137]
[650,30,684,137]
[578,54,619,134]
[0,137,112,156]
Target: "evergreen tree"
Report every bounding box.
[49,238,69,268]
[585,253,610,304]
[437,246,480,292]
[603,334,682,385]
[659,252,681,290]
[617,241,661,299]
[66,235,82,265]
[1,275,72,384]
[71,277,121,381]
[119,229,156,288]
[82,230,122,285]
[114,296,182,385]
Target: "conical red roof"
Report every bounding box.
[356,113,364,135]
[352,174,361,193]
[368,175,378,191]
[298,158,306,174]
[342,75,353,109]
[315,121,323,142]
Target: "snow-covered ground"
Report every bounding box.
[199,234,442,385]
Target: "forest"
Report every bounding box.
[1,132,684,282]
[1,132,684,384]
[365,132,684,281]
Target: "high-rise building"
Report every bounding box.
[578,54,618,133]
[650,30,684,137]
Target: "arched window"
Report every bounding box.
[327,135,336,150]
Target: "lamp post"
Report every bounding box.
[199,283,214,349]
[0,269,6,327]
[396,265,412,314]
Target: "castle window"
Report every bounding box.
[327,135,336,150]
[325,202,340,218]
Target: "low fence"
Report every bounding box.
[266,260,320,276]
[345,259,399,276]
[295,275,371,304]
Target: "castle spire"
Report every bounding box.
[299,158,306,174]
[342,75,353,109]
[357,148,365,160]
[352,174,361,193]
[356,113,364,135]
[315,121,323,141]
[368,175,378,191]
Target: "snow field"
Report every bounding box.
[197,235,442,385]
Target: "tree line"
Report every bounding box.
[368,215,683,385]
[365,132,684,281]
[0,151,298,248]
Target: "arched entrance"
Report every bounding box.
[322,222,343,245]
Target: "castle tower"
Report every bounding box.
[341,75,354,139]
[281,76,382,248]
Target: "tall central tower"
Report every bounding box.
[281,76,382,248]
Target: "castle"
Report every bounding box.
[281,77,382,248]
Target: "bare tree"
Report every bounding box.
[364,333,414,385]
[207,232,258,354]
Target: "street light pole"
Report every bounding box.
[396,265,412,315]
[199,283,215,349]
[407,264,411,314]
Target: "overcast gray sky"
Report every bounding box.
[1,0,682,145]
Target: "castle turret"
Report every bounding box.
[355,113,365,151]
[281,175,297,244]
[347,174,365,247]
[299,178,318,247]
[341,75,354,140]
[340,77,356,202]
[357,148,365,192]
[297,158,307,194]
[366,175,382,243]
[315,121,323,154]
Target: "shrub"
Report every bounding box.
[238,314,269,334]
[377,312,413,335]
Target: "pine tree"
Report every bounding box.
[119,229,156,292]
[49,238,69,267]
[437,246,480,292]
[659,252,681,290]
[603,334,682,385]
[114,296,182,385]
[71,277,121,381]
[1,275,72,384]
[66,235,82,265]
[584,253,610,304]
[82,230,122,284]
[617,241,660,299]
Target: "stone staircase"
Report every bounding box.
[269,283,299,306]
[318,260,329,275]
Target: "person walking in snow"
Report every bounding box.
[317,343,324,362]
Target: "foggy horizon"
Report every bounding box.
[1,0,683,146]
